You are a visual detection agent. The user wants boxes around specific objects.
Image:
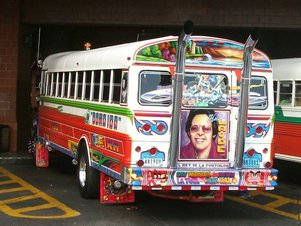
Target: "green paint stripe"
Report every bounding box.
[274,106,301,124]
[91,150,120,165]
[99,157,119,165]
[41,96,134,120]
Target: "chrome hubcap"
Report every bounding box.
[79,155,86,187]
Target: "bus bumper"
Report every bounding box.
[126,167,278,191]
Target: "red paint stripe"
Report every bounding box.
[134,111,171,117]
[248,116,271,120]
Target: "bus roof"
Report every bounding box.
[272,58,301,80]
[42,35,272,72]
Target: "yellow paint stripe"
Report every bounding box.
[0,187,27,194]
[14,203,55,213]
[0,168,40,193]
[0,194,40,205]
[264,199,290,209]
[0,180,15,186]
[225,191,301,220]
[0,167,80,219]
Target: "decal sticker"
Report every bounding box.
[92,134,106,148]
[145,170,169,186]
[173,171,239,186]
[242,170,265,187]
[127,168,143,186]
[88,111,121,131]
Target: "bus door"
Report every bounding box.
[179,71,234,167]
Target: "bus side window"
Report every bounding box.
[43,72,49,96]
[50,72,55,96]
[62,72,68,98]
[57,72,62,97]
[85,71,92,100]
[279,81,292,106]
[69,72,76,99]
[102,70,111,102]
[77,71,84,99]
[92,71,100,101]
[112,69,122,103]
[295,81,301,107]
[120,72,128,104]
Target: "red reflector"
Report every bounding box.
[149,147,157,155]
[157,123,164,132]
[247,148,255,157]
[255,126,263,134]
[143,123,151,132]
[264,161,272,168]
[263,148,268,153]
[135,146,141,152]
[137,160,144,167]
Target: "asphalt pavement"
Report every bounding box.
[0,151,33,165]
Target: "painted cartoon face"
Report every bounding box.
[202,74,210,80]
[189,114,213,155]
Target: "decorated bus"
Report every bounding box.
[34,22,277,203]
[272,58,301,163]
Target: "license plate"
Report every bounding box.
[243,159,260,168]
[143,158,163,166]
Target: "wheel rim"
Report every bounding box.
[79,154,87,187]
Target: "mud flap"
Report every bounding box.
[35,143,49,168]
[100,172,135,204]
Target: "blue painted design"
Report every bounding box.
[141,150,165,160]
[134,118,168,135]
[247,123,270,138]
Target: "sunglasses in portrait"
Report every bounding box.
[190,125,212,133]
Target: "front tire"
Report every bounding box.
[77,144,99,198]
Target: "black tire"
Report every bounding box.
[77,144,100,198]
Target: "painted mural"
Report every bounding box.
[135,39,271,69]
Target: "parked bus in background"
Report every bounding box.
[33,22,278,204]
[272,58,301,163]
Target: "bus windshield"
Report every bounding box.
[139,70,172,105]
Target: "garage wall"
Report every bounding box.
[0,0,19,152]
[22,0,301,28]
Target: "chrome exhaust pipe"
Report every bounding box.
[169,20,193,168]
[234,31,259,169]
